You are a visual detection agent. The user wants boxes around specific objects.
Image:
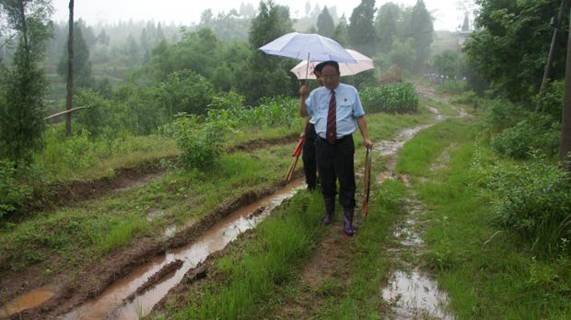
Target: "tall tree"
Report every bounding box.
[334,14,349,46]
[0,0,52,162]
[316,6,335,38]
[409,0,433,72]
[348,0,378,56]
[242,0,295,103]
[375,2,401,53]
[57,21,92,89]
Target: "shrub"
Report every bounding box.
[170,115,226,170]
[485,155,571,256]
[483,99,527,132]
[360,82,418,113]
[491,113,559,159]
[0,161,32,220]
[534,80,564,121]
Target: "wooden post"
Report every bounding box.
[65,0,74,136]
[539,0,566,99]
[559,3,571,168]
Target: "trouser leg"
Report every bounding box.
[302,124,317,190]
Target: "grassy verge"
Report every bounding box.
[397,118,571,319]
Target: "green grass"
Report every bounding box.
[169,191,324,320]
[397,118,571,319]
[0,144,296,273]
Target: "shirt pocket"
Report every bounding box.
[337,96,355,117]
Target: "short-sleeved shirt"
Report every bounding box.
[305,83,365,139]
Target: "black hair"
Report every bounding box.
[320,60,340,74]
[313,61,327,75]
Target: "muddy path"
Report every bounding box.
[21,133,299,218]
[1,173,305,320]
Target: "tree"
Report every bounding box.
[375,2,401,53]
[57,21,92,89]
[409,0,433,72]
[316,6,335,38]
[242,0,296,103]
[348,0,378,56]
[334,15,349,46]
[464,0,567,101]
[0,0,52,163]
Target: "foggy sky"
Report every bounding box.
[51,0,471,31]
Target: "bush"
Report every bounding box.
[483,99,527,132]
[170,115,226,170]
[534,80,564,121]
[491,113,559,159]
[360,82,418,113]
[485,155,571,256]
[437,80,467,94]
[0,161,32,220]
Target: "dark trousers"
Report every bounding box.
[302,123,318,190]
[315,135,356,209]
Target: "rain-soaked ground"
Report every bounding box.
[374,104,455,319]
[1,179,303,320]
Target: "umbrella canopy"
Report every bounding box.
[259,32,357,63]
[290,49,375,80]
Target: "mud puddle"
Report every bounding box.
[58,178,304,320]
[382,269,453,319]
[0,286,56,318]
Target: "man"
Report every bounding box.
[300,62,326,191]
[299,60,373,236]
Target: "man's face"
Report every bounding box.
[320,65,340,90]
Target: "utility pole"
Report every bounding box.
[65,0,74,136]
[540,0,566,98]
[559,1,571,169]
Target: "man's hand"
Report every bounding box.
[363,138,373,149]
[299,84,309,98]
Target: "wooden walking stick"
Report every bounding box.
[286,136,304,182]
[362,147,372,216]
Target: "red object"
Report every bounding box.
[286,136,304,182]
[326,90,336,144]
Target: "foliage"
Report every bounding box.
[0,0,52,163]
[482,99,528,132]
[316,6,335,38]
[491,113,560,159]
[432,50,463,79]
[156,70,215,117]
[360,82,419,113]
[375,2,401,53]
[168,115,226,170]
[484,154,571,256]
[57,21,92,89]
[464,0,567,101]
[333,15,349,46]
[409,0,434,72]
[348,0,378,56]
[0,161,32,220]
[534,80,565,121]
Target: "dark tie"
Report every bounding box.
[326,89,336,144]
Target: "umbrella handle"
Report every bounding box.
[305,52,310,80]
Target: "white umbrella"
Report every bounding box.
[259,32,357,63]
[290,49,374,80]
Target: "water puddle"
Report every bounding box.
[0,286,56,318]
[59,179,303,320]
[382,270,454,320]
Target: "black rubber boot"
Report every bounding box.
[343,208,355,236]
[323,197,335,225]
